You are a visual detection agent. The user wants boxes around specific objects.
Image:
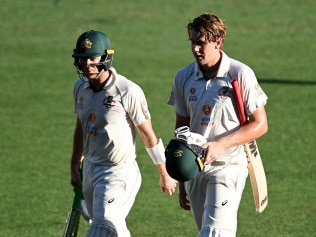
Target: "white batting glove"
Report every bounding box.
[175,126,207,146]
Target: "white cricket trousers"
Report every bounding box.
[83,159,142,237]
[185,165,248,237]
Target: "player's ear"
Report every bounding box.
[215,37,223,49]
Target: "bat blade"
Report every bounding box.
[244,140,268,213]
[62,186,82,237]
[63,208,81,237]
[231,79,268,213]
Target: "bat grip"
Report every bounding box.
[231,79,247,126]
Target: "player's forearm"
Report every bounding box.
[136,120,167,165]
[218,111,268,149]
[71,119,84,169]
[216,125,266,152]
[154,163,168,175]
[136,120,158,147]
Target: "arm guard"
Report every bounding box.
[145,138,166,165]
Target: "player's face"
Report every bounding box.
[189,29,219,69]
[79,56,103,80]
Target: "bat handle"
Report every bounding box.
[231,79,247,126]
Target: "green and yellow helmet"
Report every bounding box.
[165,139,206,181]
[72,30,114,75]
[73,30,112,58]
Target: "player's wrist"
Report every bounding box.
[146,138,166,164]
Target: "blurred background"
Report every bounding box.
[0,0,315,236]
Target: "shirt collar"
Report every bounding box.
[83,67,116,90]
[194,51,231,80]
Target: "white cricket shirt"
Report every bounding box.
[168,51,268,165]
[74,67,151,165]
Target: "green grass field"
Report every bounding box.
[1,0,315,236]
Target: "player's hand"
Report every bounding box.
[202,141,225,165]
[159,174,177,196]
[71,166,82,187]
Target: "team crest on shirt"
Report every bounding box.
[201,104,215,126]
[255,84,264,96]
[141,99,150,119]
[102,96,116,108]
[217,86,232,97]
[77,96,84,110]
[202,104,211,115]
[87,113,98,136]
[189,87,198,101]
[88,113,96,123]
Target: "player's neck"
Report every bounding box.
[90,70,111,91]
[202,52,222,79]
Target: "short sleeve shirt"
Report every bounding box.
[167,52,268,165]
[74,67,151,165]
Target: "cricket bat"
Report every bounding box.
[63,161,84,237]
[62,186,82,237]
[231,79,268,213]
